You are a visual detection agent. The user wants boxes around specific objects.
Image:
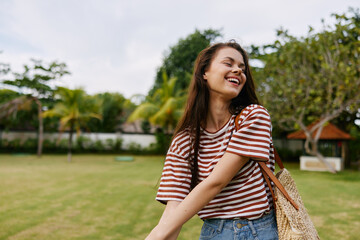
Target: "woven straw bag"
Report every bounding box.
[258,158,320,240]
[235,113,320,239]
[275,167,320,239]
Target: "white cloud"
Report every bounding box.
[0,0,358,98]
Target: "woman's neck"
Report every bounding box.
[206,96,232,132]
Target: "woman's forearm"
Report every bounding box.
[146,201,182,240]
[158,201,182,240]
[154,152,249,239]
[155,174,226,236]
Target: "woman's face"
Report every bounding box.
[203,47,247,101]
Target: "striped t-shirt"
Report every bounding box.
[156,104,275,220]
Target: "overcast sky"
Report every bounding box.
[0,0,358,98]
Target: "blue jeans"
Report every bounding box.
[199,210,278,240]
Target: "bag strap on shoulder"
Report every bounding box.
[235,111,298,210]
[258,162,299,210]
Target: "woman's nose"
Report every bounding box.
[232,67,242,74]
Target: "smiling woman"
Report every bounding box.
[203,47,247,109]
[146,41,278,240]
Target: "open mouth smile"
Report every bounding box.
[226,77,240,85]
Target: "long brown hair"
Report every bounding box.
[174,40,260,190]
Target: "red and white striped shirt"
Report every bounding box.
[156,104,275,220]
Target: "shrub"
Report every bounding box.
[114,138,123,151]
[276,148,303,162]
[57,139,69,150]
[127,142,142,154]
[149,129,172,154]
[0,139,9,148]
[8,139,22,149]
[105,139,114,150]
[22,138,37,150]
[76,136,92,150]
[93,140,104,152]
[349,126,360,163]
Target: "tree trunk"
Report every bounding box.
[314,150,336,173]
[304,136,337,173]
[302,121,337,173]
[34,98,43,158]
[68,121,74,163]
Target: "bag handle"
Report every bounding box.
[258,162,299,210]
[235,111,299,210]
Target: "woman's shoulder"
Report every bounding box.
[172,129,191,143]
[168,129,191,158]
[240,104,270,118]
[243,104,269,112]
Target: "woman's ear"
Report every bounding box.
[203,73,208,80]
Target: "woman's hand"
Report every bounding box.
[145,201,182,240]
[145,225,165,240]
[145,223,181,240]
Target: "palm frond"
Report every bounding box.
[127,102,159,123]
[0,96,33,119]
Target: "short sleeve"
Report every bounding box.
[156,131,192,204]
[227,105,272,161]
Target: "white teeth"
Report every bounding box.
[227,78,240,85]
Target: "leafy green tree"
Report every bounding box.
[128,72,185,133]
[0,89,58,132]
[1,59,69,156]
[87,92,126,132]
[252,8,360,172]
[0,52,10,77]
[0,89,20,105]
[0,93,33,130]
[43,87,102,162]
[149,29,221,96]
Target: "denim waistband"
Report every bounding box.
[203,210,275,234]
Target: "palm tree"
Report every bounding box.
[127,72,185,133]
[1,59,69,157]
[43,87,102,162]
[0,95,45,156]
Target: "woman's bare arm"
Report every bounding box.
[145,152,249,240]
[152,201,182,240]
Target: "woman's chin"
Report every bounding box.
[226,89,241,100]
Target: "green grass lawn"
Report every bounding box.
[0,154,359,240]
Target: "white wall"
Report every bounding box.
[0,131,156,150]
[0,131,304,151]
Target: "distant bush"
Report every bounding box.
[76,136,92,151]
[8,139,22,149]
[276,148,303,162]
[22,138,37,150]
[93,140,104,152]
[0,135,161,155]
[114,138,123,152]
[127,142,142,154]
[349,126,360,163]
[144,129,172,155]
[57,139,69,150]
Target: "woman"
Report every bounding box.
[146,41,278,240]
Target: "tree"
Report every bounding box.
[0,94,33,128]
[128,72,185,133]
[43,87,102,162]
[149,29,221,96]
[252,8,360,172]
[1,59,69,157]
[0,52,10,77]
[87,92,126,132]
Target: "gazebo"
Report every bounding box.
[287,122,352,171]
